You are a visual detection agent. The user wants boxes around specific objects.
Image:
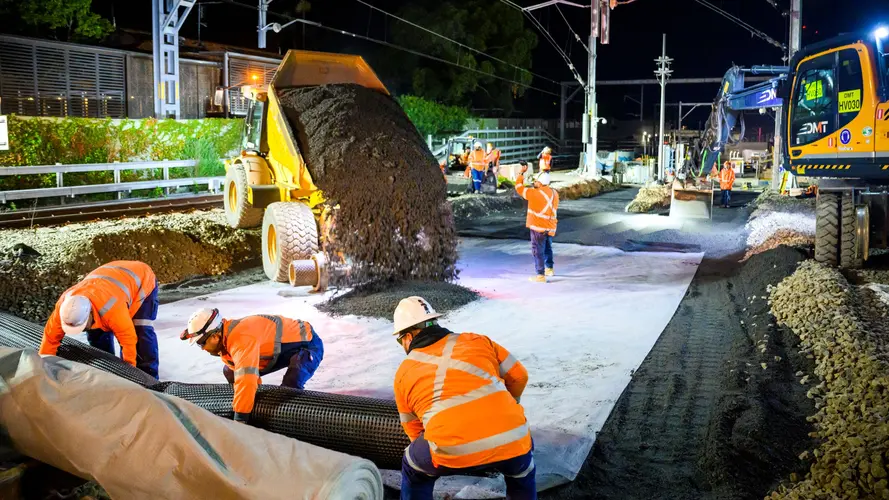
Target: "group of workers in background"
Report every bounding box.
[39,262,537,498]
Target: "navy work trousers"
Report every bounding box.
[401,433,536,499]
[721,189,732,207]
[530,230,554,276]
[471,169,485,193]
[223,332,324,390]
[86,281,159,378]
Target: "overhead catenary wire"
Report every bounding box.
[691,0,786,49]
[555,4,590,54]
[351,0,560,86]
[219,0,561,97]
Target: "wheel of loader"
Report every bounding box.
[262,202,320,282]
[815,192,840,266]
[224,162,264,229]
[839,194,868,269]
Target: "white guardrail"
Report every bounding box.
[0,160,223,203]
[432,128,558,164]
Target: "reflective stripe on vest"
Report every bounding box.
[499,354,518,378]
[429,422,531,457]
[234,366,260,379]
[98,297,117,316]
[102,265,146,303]
[406,333,513,429]
[527,189,556,220]
[256,315,284,366]
[400,412,419,424]
[88,275,132,307]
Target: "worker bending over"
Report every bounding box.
[41,260,159,378]
[516,163,559,282]
[537,146,552,172]
[393,296,535,499]
[468,141,488,193]
[180,309,324,423]
[486,142,501,176]
[718,161,736,208]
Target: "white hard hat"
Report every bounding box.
[180,308,223,346]
[60,295,91,335]
[536,172,551,186]
[474,141,483,150]
[542,146,552,153]
[393,296,442,335]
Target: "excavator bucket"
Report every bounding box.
[271,50,389,94]
[669,184,713,219]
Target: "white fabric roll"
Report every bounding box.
[0,347,382,500]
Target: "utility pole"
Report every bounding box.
[654,34,672,181]
[586,13,598,177]
[258,0,272,49]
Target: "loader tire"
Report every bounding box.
[840,192,863,269]
[815,192,840,267]
[262,202,320,282]
[224,163,264,229]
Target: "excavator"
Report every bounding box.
[221,50,393,291]
[676,27,889,271]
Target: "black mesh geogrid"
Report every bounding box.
[0,312,409,470]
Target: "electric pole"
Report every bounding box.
[585,1,598,177]
[654,34,672,181]
[258,0,272,49]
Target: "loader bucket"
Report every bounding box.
[271,50,389,94]
[669,187,713,219]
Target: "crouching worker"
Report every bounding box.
[180,309,324,423]
[392,296,535,499]
[40,260,159,378]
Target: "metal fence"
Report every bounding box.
[0,160,222,203]
[432,128,558,164]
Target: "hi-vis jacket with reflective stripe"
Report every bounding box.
[469,150,488,171]
[394,332,531,469]
[40,261,156,366]
[539,152,552,172]
[220,315,314,419]
[515,174,559,235]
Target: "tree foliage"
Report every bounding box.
[392,0,538,115]
[0,0,114,42]
[397,95,472,137]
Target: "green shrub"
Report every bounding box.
[498,176,515,189]
[397,95,471,137]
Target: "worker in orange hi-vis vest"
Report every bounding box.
[485,142,502,176]
[468,141,488,193]
[392,296,535,499]
[180,309,324,424]
[516,162,559,283]
[719,161,736,208]
[537,146,552,172]
[40,260,160,378]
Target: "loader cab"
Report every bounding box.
[241,87,269,155]
[786,34,887,173]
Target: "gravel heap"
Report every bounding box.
[743,229,813,261]
[751,189,816,215]
[746,211,816,248]
[0,210,260,322]
[557,178,619,201]
[769,261,889,499]
[626,183,671,213]
[318,281,479,319]
[449,193,524,227]
[278,84,458,285]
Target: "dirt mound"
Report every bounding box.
[449,194,524,227]
[279,84,458,285]
[318,281,479,319]
[0,210,260,323]
[626,183,671,213]
[743,229,814,261]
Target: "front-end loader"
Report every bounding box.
[222,50,390,288]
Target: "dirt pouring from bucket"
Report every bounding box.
[0,210,260,323]
[278,83,458,286]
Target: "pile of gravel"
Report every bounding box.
[279,84,458,285]
[751,190,816,215]
[768,261,889,499]
[0,210,260,322]
[318,281,479,319]
[626,183,671,213]
[449,193,524,227]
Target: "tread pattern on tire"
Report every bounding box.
[840,192,863,269]
[815,193,840,266]
[262,202,320,282]
[224,163,264,229]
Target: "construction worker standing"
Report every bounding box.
[180,309,323,423]
[719,161,736,208]
[468,141,488,193]
[537,147,552,173]
[486,142,502,176]
[392,296,535,499]
[516,163,559,283]
[40,261,159,378]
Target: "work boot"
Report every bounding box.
[545,268,554,277]
[529,275,546,283]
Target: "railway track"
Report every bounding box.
[0,195,223,229]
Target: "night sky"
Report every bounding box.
[84,0,889,124]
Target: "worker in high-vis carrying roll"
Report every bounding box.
[392,296,535,499]
[40,260,160,378]
[468,141,488,194]
[537,146,552,173]
[180,309,324,423]
[516,163,559,283]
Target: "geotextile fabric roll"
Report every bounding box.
[0,312,409,471]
